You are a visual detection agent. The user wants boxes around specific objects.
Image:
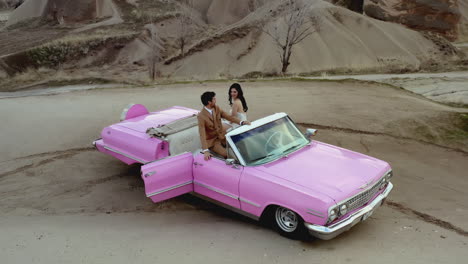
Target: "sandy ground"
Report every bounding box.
[0,83,127,98]
[0,79,467,263]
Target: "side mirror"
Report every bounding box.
[305,128,318,138]
[225,159,235,165]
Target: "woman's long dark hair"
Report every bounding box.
[228,83,248,112]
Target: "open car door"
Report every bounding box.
[141,152,193,203]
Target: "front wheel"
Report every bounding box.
[273,206,308,240]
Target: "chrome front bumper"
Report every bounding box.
[304,182,393,240]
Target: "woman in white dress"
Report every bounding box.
[223,83,248,131]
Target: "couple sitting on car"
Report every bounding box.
[198,84,251,161]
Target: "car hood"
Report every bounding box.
[252,141,390,202]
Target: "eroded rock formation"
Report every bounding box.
[0,0,23,9]
[188,0,267,25]
[329,0,364,13]
[363,0,461,41]
[6,0,113,26]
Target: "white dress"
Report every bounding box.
[223,111,247,131]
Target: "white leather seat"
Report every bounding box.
[166,125,202,156]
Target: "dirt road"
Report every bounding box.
[0,80,467,263]
[306,71,468,106]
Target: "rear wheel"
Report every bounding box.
[272,206,308,240]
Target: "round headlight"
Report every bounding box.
[339,204,348,216]
[380,178,388,190]
[328,209,337,223]
[386,171,393,181]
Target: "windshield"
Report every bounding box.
[231,116,308,166]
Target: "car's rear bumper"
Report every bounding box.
[304,182,393,240]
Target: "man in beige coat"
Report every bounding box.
[198,91,250,161]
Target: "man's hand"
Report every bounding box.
[241,120,251,126]
[204,151,212,161]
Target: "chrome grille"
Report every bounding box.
[346,178,384,212]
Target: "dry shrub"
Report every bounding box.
[10,68,42,83]
[26,31,137,68]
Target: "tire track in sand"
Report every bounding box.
[2,128,467,236]
[0,147,94,179]
[386,200,468,237]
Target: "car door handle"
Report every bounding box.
[144,171,156,178]
[194,162,203,167]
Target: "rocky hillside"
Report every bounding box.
[0,0,466,81]
[0,0,23,9]
[328,0,468,42]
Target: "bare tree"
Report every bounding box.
[143,25,164,81]
[263,0,316,74]
[175,0,194,58]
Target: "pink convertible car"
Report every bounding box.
[93,104,393,239]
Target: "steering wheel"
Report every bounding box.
[264,131,285,154]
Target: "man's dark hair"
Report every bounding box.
[201,91,216,106]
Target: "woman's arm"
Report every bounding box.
[231,100,241,117]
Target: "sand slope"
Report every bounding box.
[189,0,268,25]
[159,0,455,79]
[5,0,47,26]
[2,0,465,79]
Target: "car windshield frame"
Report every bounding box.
[226,115,309,166]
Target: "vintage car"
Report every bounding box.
[93,104,393,240]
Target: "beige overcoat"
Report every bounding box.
[197,105,241,150]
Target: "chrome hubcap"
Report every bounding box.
[275,207,298,232]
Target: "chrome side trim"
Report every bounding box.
[194,181,260,208]
[190,192,260,221]
[92,138,101,150]
[239,198,261,208]
[305,182,393,240]
[104,146,147,164]
[307,210,325,218]
[307,212,325,218]
[194,181,238,200]
[146,181,193,197]
[306,208,324,215]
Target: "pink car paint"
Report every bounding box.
[193,154,243,209]
[142,152,194,203]
[120,104,149,121]
[94,105,393,240]
[94,106,198,164]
